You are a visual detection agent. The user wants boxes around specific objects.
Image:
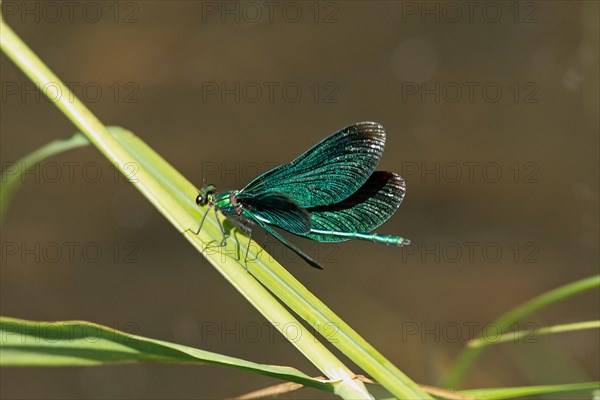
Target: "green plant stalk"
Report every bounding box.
[468,320,600,348]
[0,133,90,219]
[442,275,600,388]
[118,127,428,399]
[0,23,374,400]
[1,20,431,399]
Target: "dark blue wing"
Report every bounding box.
[239,122,386,208]
[303,172,405,242]
[238,192,311,235]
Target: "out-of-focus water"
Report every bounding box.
[1,1,598,398]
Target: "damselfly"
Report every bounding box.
[195,122,409,269]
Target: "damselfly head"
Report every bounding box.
[196,184,217,206]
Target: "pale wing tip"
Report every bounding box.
[348,121,386,144]
[354,121,385,133]
[356,121,384,127]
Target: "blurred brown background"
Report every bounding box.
[1,1,598,399]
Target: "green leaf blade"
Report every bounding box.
[0,316,334,392]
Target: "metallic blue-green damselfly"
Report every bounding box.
[195,122,409,269]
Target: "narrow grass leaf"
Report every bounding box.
[442,275,600,388]
[460,382,600,400]
[468,320,600,348]
[0,133,89,219]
